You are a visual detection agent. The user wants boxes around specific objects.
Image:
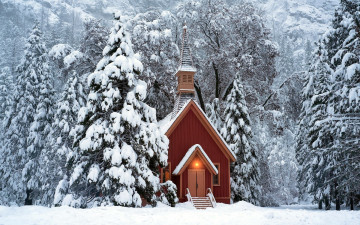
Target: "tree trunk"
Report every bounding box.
[212,62,220,98]
[318,199,323,210]
[350,193,354,211]
[222,81,233,101]
[336,198,340,210]
[194,82,205,111]
[324,195,331,210]
[335,188,340,211]
[25,189,33,205]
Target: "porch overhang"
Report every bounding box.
[172,144,218,175]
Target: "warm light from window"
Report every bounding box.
[195,162,199,167]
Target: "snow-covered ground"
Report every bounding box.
[0,202,359,225]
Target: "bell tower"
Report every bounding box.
[172,24,197,117]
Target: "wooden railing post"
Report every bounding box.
[207,188,217,208]
[186,188,193,205]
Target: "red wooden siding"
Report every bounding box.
[167,106,230,203]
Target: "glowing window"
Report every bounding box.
[162,163,171,182]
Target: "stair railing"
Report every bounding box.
[207,188,217,208]
[186,188,193,205]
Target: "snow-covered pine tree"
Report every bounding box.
[58,14,169,208]
[130,10,179,120]
[221,76,260,205]
[77,19,108,76]
[0,66,13,121]
[24,51,56,205]
[205,98,223,132]
[48,43,74,92]
[49,19,107,92]
[297,40,333,209]
[46,74,87,206]
[297,0,360,210]
[326,0,360,210]
[296,56,316,202]
[0,23,52,205]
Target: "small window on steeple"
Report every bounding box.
[187,75,192,83]
[182,75,187,83]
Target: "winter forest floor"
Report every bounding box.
[0,202,359,225]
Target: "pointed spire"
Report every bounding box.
[172,23,197,118]
[178,23,196,72]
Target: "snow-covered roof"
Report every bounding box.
[172,144,218,175]
[158,99,191,134]
[177,24,196,73]
[176,65,197,73]
[159,99,236,161]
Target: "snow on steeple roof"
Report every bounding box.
[177,23,196,73]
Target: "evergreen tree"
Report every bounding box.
[0,23,53,205]
[56,14,169,208]
[49,19,107,92]
[297,40,333,209]
[78,19,108,75]
[48,43,74,92]
[0,66,13,121]
[326,0,360,210]
[130,10,179,120]
[221,76,260,205]
[24,50,56,205]
[297,0,360,210]
[48,74,87,206]
[296,51,316,203]
[205,98,223,132]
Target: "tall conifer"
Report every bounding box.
[56,14,168,207]
[221,75,260,205]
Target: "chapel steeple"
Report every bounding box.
[172,23,197,118]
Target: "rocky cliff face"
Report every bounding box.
[1,0,339,69]
[2,0,338,38]
[258,0,339,40]
[1,0,178,24]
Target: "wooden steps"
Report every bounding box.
[186,188,216,209]
[191,197,213,209]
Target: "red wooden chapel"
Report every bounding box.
[159,25,236,205]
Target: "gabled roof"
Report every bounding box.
[173,144,218,175]
[159,99,236,162]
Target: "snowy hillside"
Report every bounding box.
[2,0,338,33]
[1,0,178,22]
[259,0,339,40]
[0,202,359,225]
